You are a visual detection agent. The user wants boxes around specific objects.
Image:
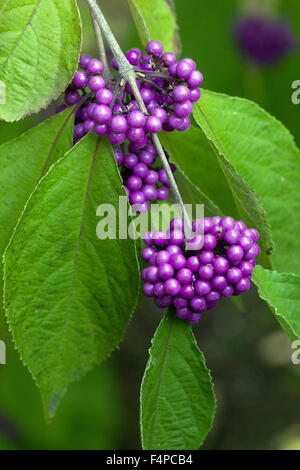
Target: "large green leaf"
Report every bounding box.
[194,90,300,274]
[161,127,237,217]
[0,109,73,337]
[140,308,215,450]
[3,133,140,418]
[128,0,181,55]
[0,0,81,121]
[253,265,300,341]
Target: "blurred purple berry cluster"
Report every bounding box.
[234,14,297,65]
[141,216,260,322]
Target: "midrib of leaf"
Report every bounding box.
[150,314,174,448]
[0,0,42,73]
[58,136,100,365]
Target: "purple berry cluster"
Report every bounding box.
[113,143,175,212]
[141,216,260,323]
[234,14,297,65]
[62,40,203,144]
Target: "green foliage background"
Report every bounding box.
[0,0,299,450]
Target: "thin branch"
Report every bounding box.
[91,14,110,80]
[85,0,192,237]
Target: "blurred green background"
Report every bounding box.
[0,0,299,450]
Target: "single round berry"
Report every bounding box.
[110,115,128,134]
[173,101,193,118]
[190,87,201,102]
[155,250,171,266]
[199,250,215,264]
[161,51,177,66]
[152,107,168,123]
[213,257,229,274]
[212,275,227,291]
[156,187,169,201]
[238,235,253,251]
[167,245,182,256]
[143,282,155,297]
[127,127,145,143]
[181,284,195,299]
[152,230,168,246]
[226,267,242,284]
[126,48,142,65]
[224,229,240,245]
[190,296,206,312]
[142,185,158,201]
[153,282,165,298]
[72,71,88,89]
[173,85,191,102]
[239,261,253,278]
[169,229,184,245]
[227,245,244,263]
[96,88,113,105]
[158,264,174,281]
[127,175,142,191]
[108,130,125,145]
[198,265,214,280]
[164,278,181,296]
[176,59,194,79]
[146,266,159,283]
[189,313,202,323]
[206,290,220,303]
[133,162,148,178]
[177,307,191,319]
[186,256,200,272]
[146,40,163,56]
[141,246,155,261]
[203,234,217,250]
[144,170,158,185]
[65,91,81,105]
[145,115,162,133]
[88,75,105,91]
[221,216,236,230]
[176,268,193,285]
[87,59,104,75]
[127,110,146,128]
[194,280,211,296]
[221,285,234,297]
[235,277,250,292]
[79,55,92,68]
[93,104,112,124]
[124,153,138,168]
[187,70,203,87]
[129,191,146,205]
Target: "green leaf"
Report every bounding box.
[3,133,140,418]
[160,127,237,217]
[0,0,81,121]
[253,265,300,342]
[0,109,73,337]
[194,90,300,274]
[128,0,181,55]
[140,308,215,450]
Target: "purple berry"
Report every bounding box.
[176,268,193,285]
[224,229,240,245]
[189,87,201,102]
[129,191,146,205]
[194,280,211,296]
[187,70,203,87]
[156,187,168,201]
[72,71,88,89]
[79,55,92,68]
[65,91,81,105]
[146,40,163,56]
[186,256,200,273]
[144,170,158,185]
[143,282,155,297]
[141,246,155,261]
[127,110,146,128]
[158,264,174,281]
[161,51,177,66]
[142,185,158,201]
[87,59,104,75]
[173,101,193,118]
[190,296,206,312]
[126,48,142,65]
[227,245,244,263]
[181,284,195,299]
[154,282,165,298]
[173,85,191,103]
[155,296,172,308]
[96,88,113,105]
[176,59,194,79]
[221,285,234,297]
[164,278,181,296]
[93,104,112,124]
[110,115,128,134]
[145,115,162,133]
[226,267,242,284]
[213,257,229,274]
[199,250,215,264]
[235,277,251,292]
[88,75,106,91]
[127,175,142,191]
[212,275,227,291]
[198,265,214,281]
[239,261,254,277]
[127,127,145,143]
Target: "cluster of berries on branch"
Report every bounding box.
[62,40,203,144]
[59,40,203,211]
[141,216,260,322]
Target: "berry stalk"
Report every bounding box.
[85,0,192,236]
